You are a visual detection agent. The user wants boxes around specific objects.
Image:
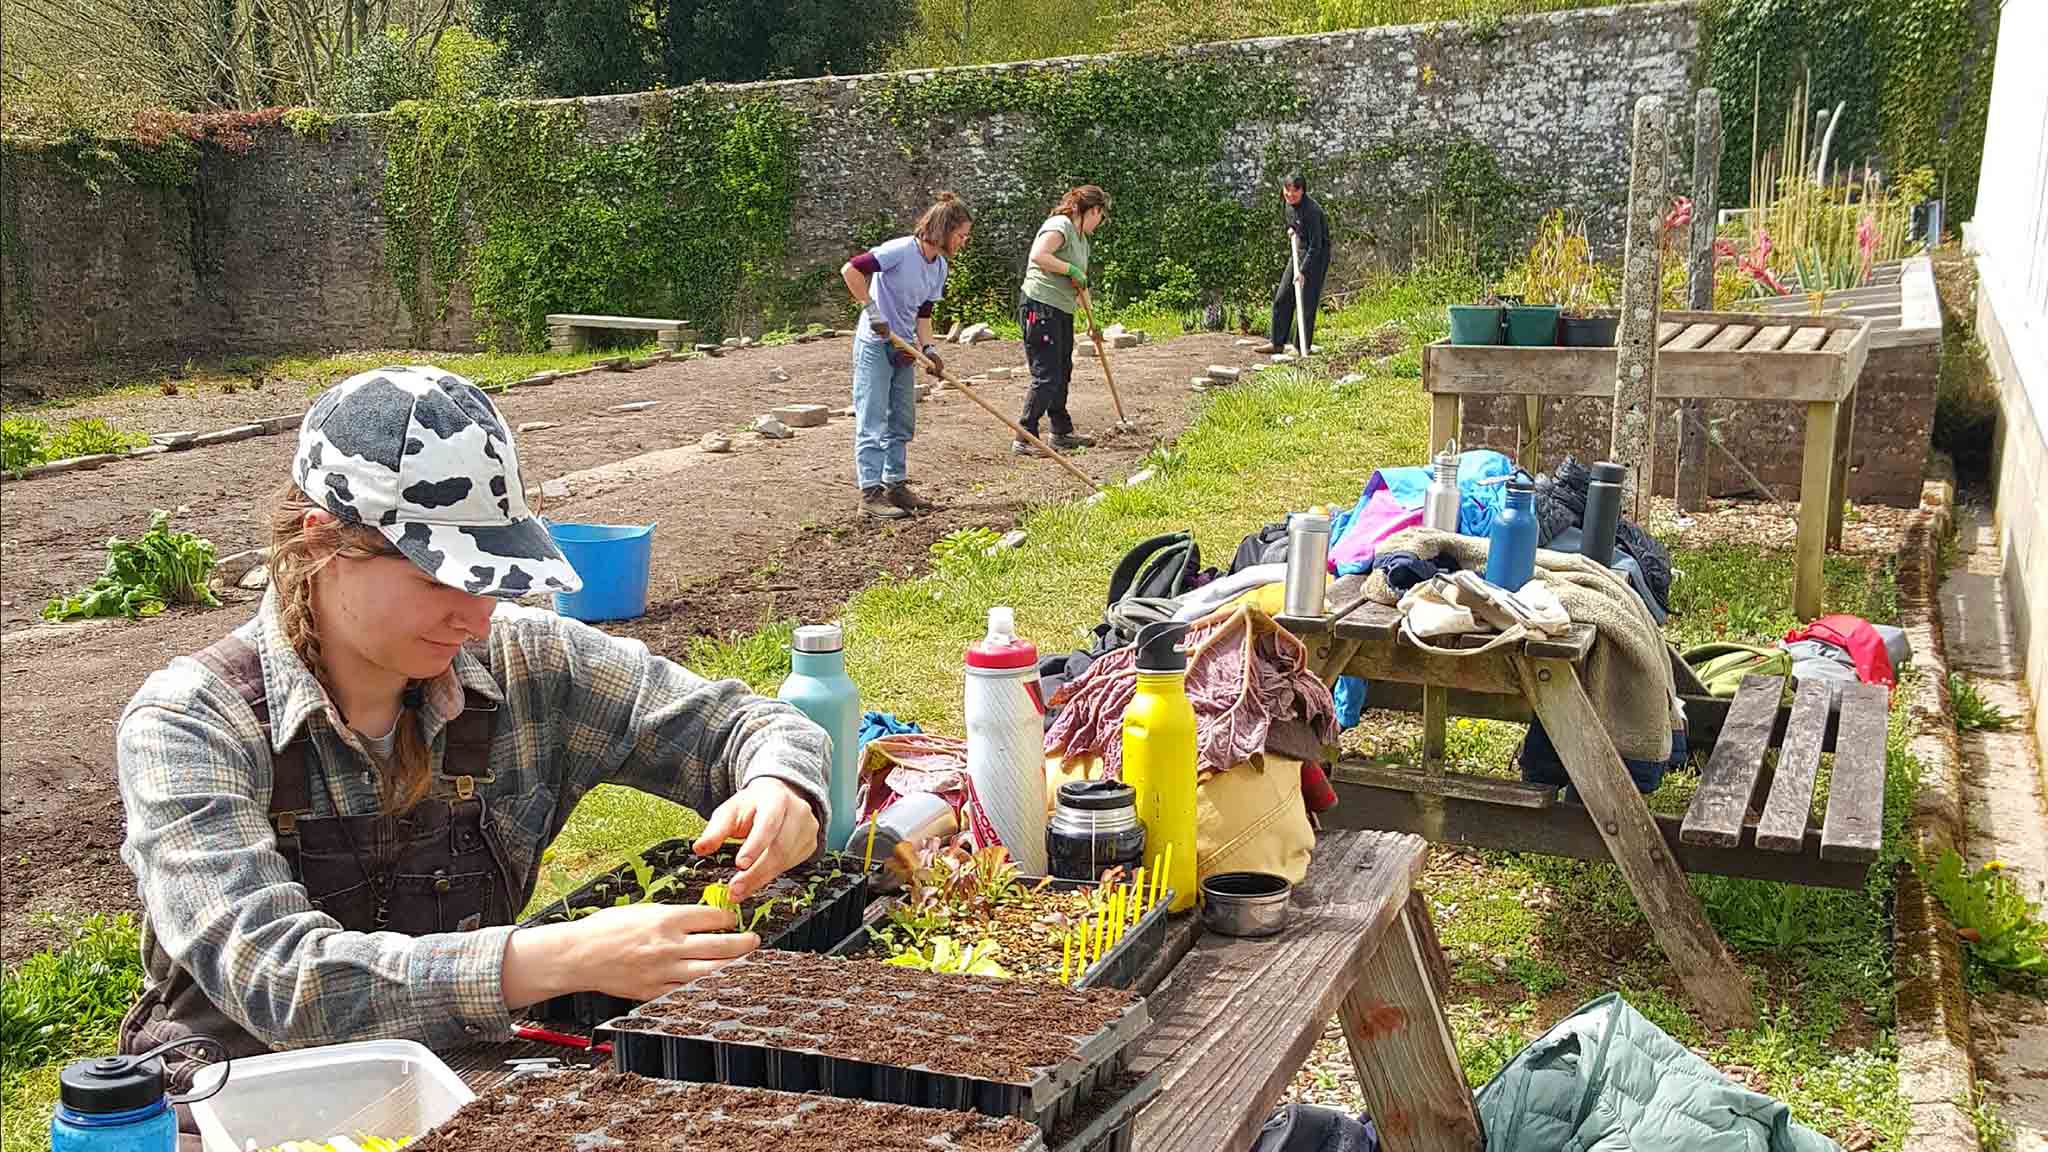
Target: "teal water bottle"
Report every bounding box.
[779,624,861,851]
[53,1038,227,1152]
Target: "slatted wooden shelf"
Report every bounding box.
[1425,310,1870,404]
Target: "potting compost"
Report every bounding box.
[411,1071,1047,1151]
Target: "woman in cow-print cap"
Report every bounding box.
[114,366,832,1114]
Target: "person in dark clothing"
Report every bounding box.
[1256,173,1330,356]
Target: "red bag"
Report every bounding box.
[1784,614,1894,687]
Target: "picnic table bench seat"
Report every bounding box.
[1280,603,1893,890]
[546,313,697,353]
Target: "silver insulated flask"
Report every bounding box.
[1424,441,1461,532]
[1284,512,1332,616]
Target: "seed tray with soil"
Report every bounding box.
[412,1069,1047,1152]
[829,876,1177,991]
[520,841,872,1027]
[597,950,1149,1134]
[1046,1068,1159,1152]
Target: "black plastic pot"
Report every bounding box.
[599,957,1151,1137]
[825,876,1175,991]
[520,841,873,1027]
[1558,314,1620,347]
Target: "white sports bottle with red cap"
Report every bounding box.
[964,606,1047,875]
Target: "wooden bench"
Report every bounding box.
[1677,673,1891,877]
[546,313,696,354]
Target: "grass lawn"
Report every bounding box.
[0,266,1920,1146]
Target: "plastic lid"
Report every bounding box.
[1591,461,1626,484]
[1290,512,1331,533]
[791,624,843,653]
[1134,620,1189,672]
[59,1053,165,1114]
[1057,779,1137,812]
[966,606,1037,669]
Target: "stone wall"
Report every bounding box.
[1458,340,1939,507]
[0,2,1702,373]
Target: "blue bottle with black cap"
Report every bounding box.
[52,1039,226,1152]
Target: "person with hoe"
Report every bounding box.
[113,366,830,1142]
[1254,173,1331,357]
[839,192,974,521]
[1013,184,1112,457]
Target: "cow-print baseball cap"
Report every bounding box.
[294,366,583,598]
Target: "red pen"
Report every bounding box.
[513,1023,614,1056]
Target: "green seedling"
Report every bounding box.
[884,936,1011,977]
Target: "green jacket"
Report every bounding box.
[1475,994,1843,1152]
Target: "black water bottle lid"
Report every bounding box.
[1591,461,1625,485]
[59,1053,166,1114]
[1133,621,1189,672]
[1058,778,1137,812]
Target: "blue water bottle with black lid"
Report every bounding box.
[1485,476,1539,592]
[52,1038,227,1152]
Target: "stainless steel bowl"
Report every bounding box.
[1199,871,1293,938]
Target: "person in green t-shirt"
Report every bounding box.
[1014,185,1111,456]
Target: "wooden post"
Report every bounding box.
[1795,401,1840,620]
[1611,95,1670,520]
[1422,686,1449,776]
[1429,392,1461,464]
[1517,396,1544,468]
[1340,895,1483,1151]
[1515,656,1755,1028]
[1827,386,1857,550]
[1677,88,1722,512]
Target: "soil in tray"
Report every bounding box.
[526,845,856,941]
[414,1070,1045,1151]
[865,884,1126,984]
[613,950,1140,1085]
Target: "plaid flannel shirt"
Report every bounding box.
[116,594,830,1052]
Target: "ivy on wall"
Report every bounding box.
[379,90,804,348]
[863,56,1308,327]
[1703,0,2000,219]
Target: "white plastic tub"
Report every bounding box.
[188,1039,473,1152]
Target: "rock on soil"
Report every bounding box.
[700,433,733,454]
[212,549,267,586]
[772,404,829,429]
[753,415,794,440]
[238,565,270,591]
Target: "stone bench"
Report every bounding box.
[546,314,696,354]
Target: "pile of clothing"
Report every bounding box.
[1684,613,1908,702]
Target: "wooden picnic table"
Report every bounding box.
[444,829,1483,1151]
[1424,308,1871,620]
[1280,602,1757,1030]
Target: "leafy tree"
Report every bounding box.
[473,0,659,97]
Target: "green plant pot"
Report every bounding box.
[1447,305,1504,346]
[1505,305,1561,346]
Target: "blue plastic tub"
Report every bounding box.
[546,521,656,622]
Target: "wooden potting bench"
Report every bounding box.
[446,829,1484,1151]
[1424,309,1872,619]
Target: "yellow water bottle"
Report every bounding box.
[1121,621,1199,913]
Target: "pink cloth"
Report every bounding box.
[1328,488,1423,572]
[1044,605,1338,781]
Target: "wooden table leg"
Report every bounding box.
[1515,657,1755,1028]
[1827,387,1857,551]
[1517,395,1543,468]
[1340,893,1483,1151]
[1795,399,1839,621]
[1422,685,1449,776]
[1430,393,1460,458]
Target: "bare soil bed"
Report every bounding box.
[0,332,1258,962]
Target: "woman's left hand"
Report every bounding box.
[694,777,822,900]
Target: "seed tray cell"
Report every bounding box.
[828,878,1176,991]
[519,842,873,1028]
[597,951,1149,1136]
[409,1069,1047,1150]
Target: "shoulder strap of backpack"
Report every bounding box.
[1107,532,1190,606]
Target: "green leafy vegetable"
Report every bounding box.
[884,936,1011,977]
[43,511,222,621]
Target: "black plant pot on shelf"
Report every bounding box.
[1558,314,1620,347]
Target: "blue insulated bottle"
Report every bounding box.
[779,623,862,851]
[1485,478,1539,592]
[52,1039,227,1152]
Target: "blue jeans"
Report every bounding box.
[852,336,916,488]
